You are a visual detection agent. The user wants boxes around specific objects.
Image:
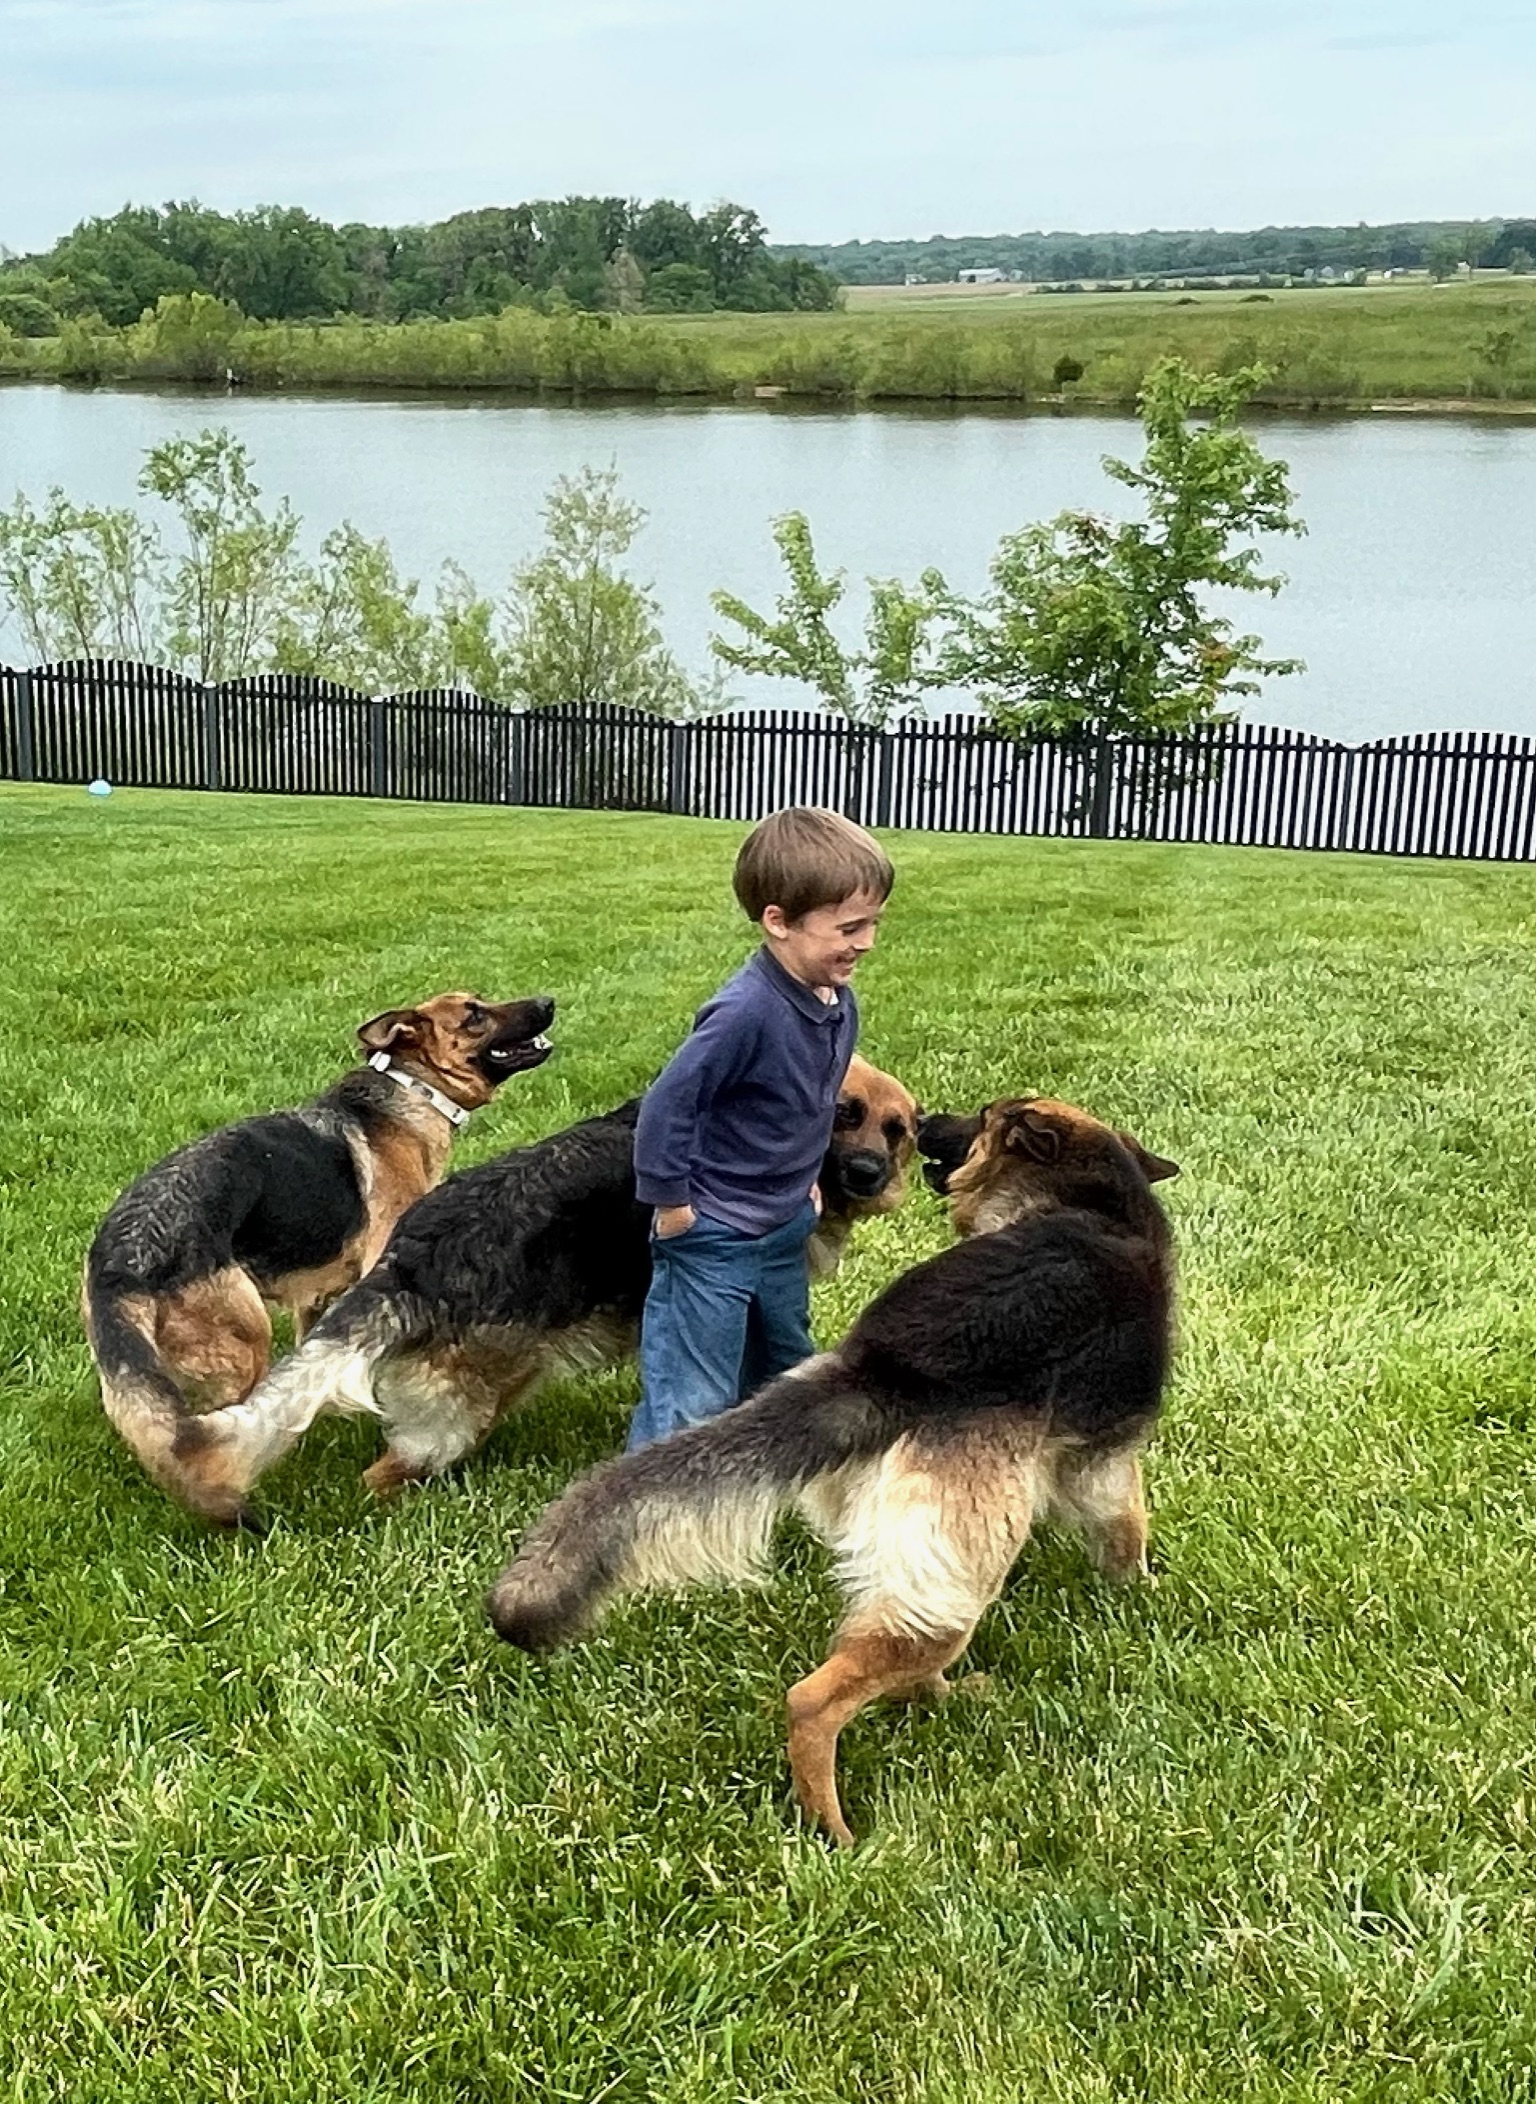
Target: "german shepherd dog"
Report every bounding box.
[486,1096,1178,1847]
[189,1056,919,1525]
[84,992,555,1526]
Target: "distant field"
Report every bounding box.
[840,275,1497,314]
[4,277,1533,407]
[649,277,1536,405]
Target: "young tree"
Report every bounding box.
[0,491,163,660]
[710,513,945,729]
[941,358,1304,740]
[499,466,718,716]
[277,530,502,695]
[1425,234,1463,281]
[139,431,305,682]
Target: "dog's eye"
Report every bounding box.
[882,1117,908,1145]
[464,1003,485,1028]
[834,1099,864,1131]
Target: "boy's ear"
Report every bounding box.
[759,904,792,941]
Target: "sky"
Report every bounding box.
[1,0,1531,255]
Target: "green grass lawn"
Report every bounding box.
[3,784,1535,2101]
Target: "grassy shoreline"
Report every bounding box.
[3,280,1533,411]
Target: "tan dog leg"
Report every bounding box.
[1051,1447,1150,1581]
[364,1342,544,1497]
[154,1268,272,1406]
[786,1621,973,1848]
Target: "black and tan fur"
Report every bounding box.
[486,1096,1178,1847]
[84,992,555,1526]
[189,1055,918,1518]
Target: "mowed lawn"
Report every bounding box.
[2,784,1535,2102]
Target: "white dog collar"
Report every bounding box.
[368,1051,472,1128]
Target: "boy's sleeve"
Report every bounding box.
[634,999,759,1210]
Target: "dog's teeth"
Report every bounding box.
[532,1035,551,1051]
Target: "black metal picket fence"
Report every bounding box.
[3,659,1534,861]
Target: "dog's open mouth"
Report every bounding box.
[476,995,557,1084]
[483,1031,554,1076]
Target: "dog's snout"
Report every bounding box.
[520,995,556,1031]
[839,1149,891,1198]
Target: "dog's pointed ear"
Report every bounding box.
[358,1007,426,1054]
[1004,1107,1061,1163]
[1120,1131,1180,1183]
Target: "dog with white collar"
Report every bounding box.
[82,991,554,1527]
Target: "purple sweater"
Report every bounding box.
[634,948,859,1235]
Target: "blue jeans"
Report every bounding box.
[626,1201,818,1451]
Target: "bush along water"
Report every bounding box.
[2,283,1534,404]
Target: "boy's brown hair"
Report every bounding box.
[732,807,895,924]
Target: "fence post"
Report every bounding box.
[11,669,35,782]
[202,683,221,792]
[1088,735,1113,837]
[505,709,524,807]
[370,696,388,800]
[874,731,894,829]
[668,721,692,817]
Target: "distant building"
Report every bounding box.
[956,267,1006,285]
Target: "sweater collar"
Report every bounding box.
[752,945,848,1026]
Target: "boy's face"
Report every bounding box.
[762,890,885,992]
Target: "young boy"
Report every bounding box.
[626,806,894,1451]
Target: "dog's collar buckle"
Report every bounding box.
[368,1052,472,1128]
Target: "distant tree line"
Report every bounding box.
[0,198,840,337]
[777,219,1536,286]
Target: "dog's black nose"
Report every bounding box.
[839,1149,890,1198]
[528,995,556,1029]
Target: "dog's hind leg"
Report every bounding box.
[1049,1444,1150,1582]
[365,1340,543,1497]
[787,1620,973,1849]
[154,1269,272,1406]
[789,1423,1044,1845]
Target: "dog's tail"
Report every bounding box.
[173,1281,413,1518]
[486,1360,885,1652]
[83,1265,267,1530]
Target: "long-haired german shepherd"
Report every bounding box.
[180,1056,918,1525]
[84,992,554,1526]
[486,1096,1178,1847]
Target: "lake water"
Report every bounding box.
[1,382,1533,742]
